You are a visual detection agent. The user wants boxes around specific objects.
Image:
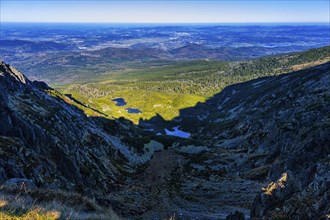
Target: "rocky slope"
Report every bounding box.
[0,60,123,193]
[141,62,330,219]
[0,60,178,197]
[0,60,329,219]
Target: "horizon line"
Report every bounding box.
[1,21,329,24]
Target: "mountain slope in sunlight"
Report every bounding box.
[59,46,330,124]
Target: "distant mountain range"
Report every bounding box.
[1,24,329,85]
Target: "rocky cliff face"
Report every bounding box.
[0,60,329,219]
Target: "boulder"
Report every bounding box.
[250,171,300,217]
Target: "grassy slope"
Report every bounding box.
[56,46,330,124]
[0,186,120,220]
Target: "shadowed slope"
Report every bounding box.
[139,62,330,219]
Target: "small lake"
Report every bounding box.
[112,98,127,106]
[126,108,142,114]
[112,97,142,114]
[165,126,190,138]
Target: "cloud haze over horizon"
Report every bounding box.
[1,0,329,23]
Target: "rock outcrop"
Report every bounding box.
[251,160,330,219]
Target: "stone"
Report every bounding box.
[226,211,245,220]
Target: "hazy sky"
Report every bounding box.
[1,0,329,23]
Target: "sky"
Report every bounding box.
[1,0,329,23]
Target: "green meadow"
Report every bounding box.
[55,47,330,124]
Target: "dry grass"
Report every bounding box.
[0,208,61,220]
[290,57,330,71]
[0,185,121,220]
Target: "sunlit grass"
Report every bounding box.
[0,208,61,220]
[0,199,8,208]
[59,87,206,124]
[0,186,121,220]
